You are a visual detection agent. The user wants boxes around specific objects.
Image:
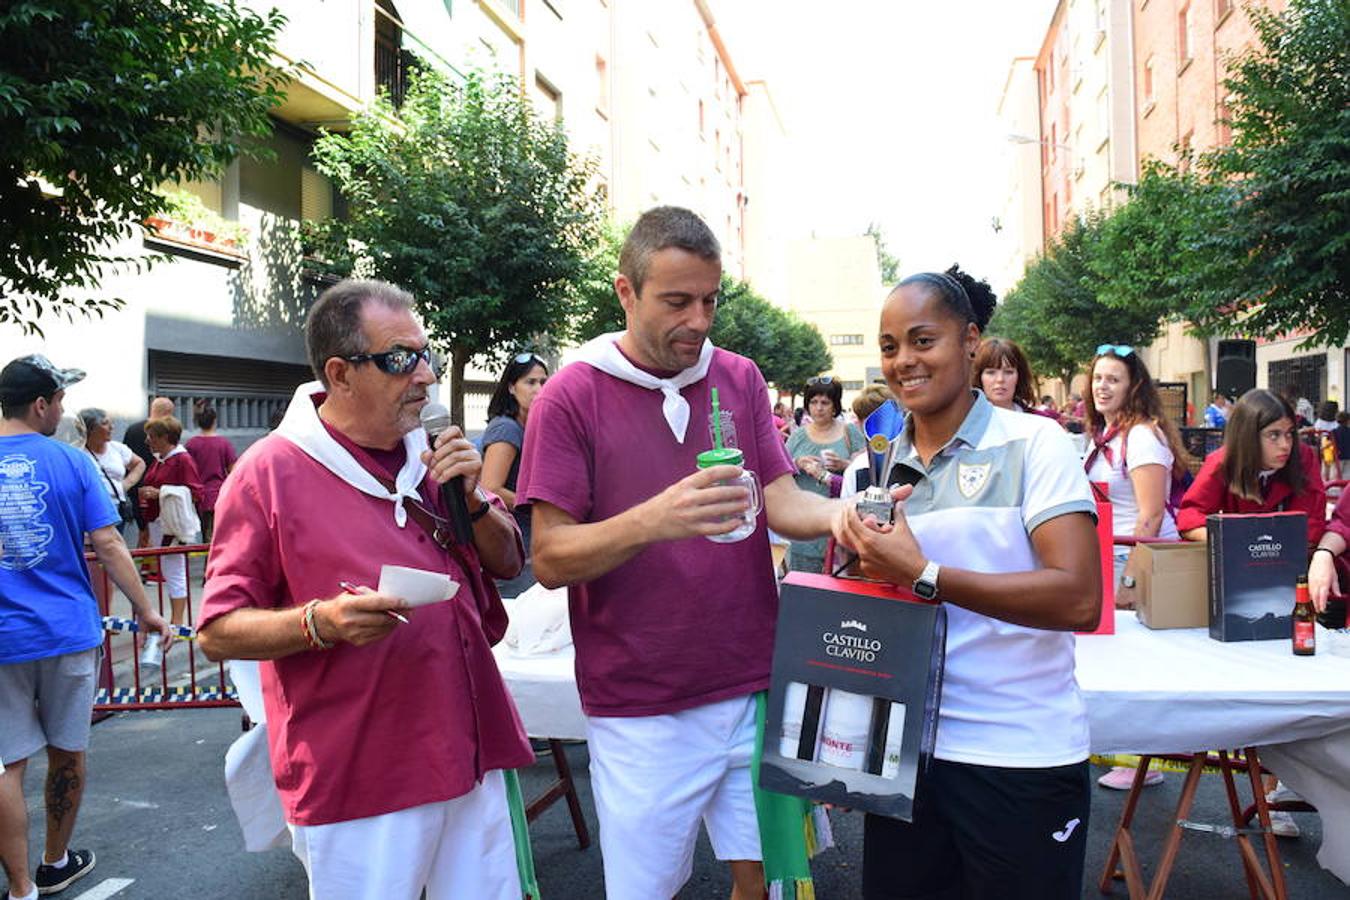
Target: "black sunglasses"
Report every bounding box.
[343,345,434,376]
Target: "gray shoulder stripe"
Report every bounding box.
[1026,499,1098,534]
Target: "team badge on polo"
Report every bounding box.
[957,462,991,499]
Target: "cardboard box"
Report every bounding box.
[1207,512,1306,642]
[760,572,945,821]
[1135,541,1209,629]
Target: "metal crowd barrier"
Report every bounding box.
[86,543,239,712]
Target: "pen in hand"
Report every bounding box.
[340,581,410,624]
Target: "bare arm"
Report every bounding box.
[480,442,519,509]
[1182,526,1208,541]
[763,472,840,541]
[1117,463,1168,598]
[88,525,171,641]
[531,464,753,588]
[122,455,146,492]
[198,589,408,661]
[834,486,1101,631]
[1309,531,1348,612]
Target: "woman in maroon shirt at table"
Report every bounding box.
[1177,388,1326,548]
[140,416,205,625]
[185,404,236,542]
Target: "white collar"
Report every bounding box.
[572,331,714,443]
[274,381,428,528]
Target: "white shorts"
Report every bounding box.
[288,769,521,900]
[586,693,761,899]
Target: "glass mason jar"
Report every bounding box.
[695,447,762,543]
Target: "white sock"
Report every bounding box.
[42,851,68,869]
[10,887,39,900]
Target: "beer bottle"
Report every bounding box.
[1293,574,1316,656]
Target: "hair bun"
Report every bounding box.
[945,264,997,332]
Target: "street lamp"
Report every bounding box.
[1006,132,1072,152]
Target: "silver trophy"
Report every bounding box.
[855,485,894,527]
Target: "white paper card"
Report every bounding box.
[377,565,459,607]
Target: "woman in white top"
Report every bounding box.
[1082,345,1189,790]
[79,407,145,526]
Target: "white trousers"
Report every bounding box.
[288,770,521,900]
[587,694,761,900]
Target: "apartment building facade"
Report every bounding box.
[1,0,767,439]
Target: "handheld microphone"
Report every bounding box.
[419,402,473,544]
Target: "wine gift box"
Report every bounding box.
[1207,512,1306,642]
[760,572,946,821]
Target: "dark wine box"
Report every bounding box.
[1207,512,1306,642]
[760,572,946,821]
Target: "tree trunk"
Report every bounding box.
[449,345,471,429]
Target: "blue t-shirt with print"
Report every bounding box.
[0,433,119,663]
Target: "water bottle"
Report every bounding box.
[140,631,163,668]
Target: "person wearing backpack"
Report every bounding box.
[1083,345,1191,791]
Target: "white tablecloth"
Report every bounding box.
[493,611,1350,882]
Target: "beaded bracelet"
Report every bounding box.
[300,599,333,651]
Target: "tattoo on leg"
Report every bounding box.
[46,762,80,828]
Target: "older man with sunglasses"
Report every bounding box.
[197,280,534,899]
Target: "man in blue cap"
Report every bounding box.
[0,355,171,899]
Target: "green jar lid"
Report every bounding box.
[696,447,744,468]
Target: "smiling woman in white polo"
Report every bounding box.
[833,266,1102,900]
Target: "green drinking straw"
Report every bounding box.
[711,387,724,449]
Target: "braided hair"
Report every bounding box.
[896,264,997,333]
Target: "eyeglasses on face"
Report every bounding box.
[342,345,434,376]
[1096,344,1135,358]
[807,376,835,386]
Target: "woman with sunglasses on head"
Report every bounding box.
[833,265,1101,900]
[481,353,549,569]
[785,376,865,572]
[1082,345,1189,791]
[973,337,1038,413]
[1177,388,1326,548]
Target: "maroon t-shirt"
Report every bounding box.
[516,348,794,717]
[185,434,238,511]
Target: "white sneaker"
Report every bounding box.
[1266,782,1305,805]
[1268,810,1301,838]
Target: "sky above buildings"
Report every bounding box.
[718,0,1056,294]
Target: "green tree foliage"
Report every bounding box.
[0,0,288,334]
[1193,0,1350,344]
[566,218,627,343]
[866,222,901,285]
[1085,0,1349,347]
[1090,161,1236,327]
[307,66,605,423]
[991,212,1166,386]
[710,276,831,395]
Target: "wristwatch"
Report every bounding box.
[913,560,941,601]
[1120,574,1136,589]
[468,487,492,522]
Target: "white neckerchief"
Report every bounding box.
[573,332,714,443]
[274,381,428,528]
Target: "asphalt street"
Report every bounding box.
[8,707,1349,899]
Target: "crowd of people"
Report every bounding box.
[1,204,1346,900]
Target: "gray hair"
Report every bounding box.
[305,279,415,387]
[77,407,108,433]
[618,206,721,298]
